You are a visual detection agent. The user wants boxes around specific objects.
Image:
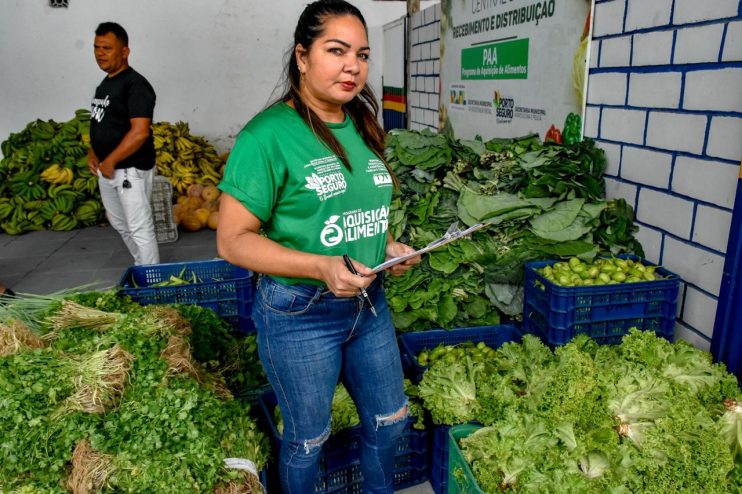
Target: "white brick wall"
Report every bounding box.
[600,36,632,67]
[693,204,733,253]
[674,24,725,64]
[626,0,672,31]
[672,156,739,208]
[634,223,663,263]
[620,146,672,188]
[684,68,742,113]
[663,236,725,296]
[674,0,739,24]
[637,188,694,238]
[675,323,712,351]
[645,111,706,155]
[408,3,440,130]
[722,21,742,61]
[628,72,681,109]
[593,1,626,37]
[590,40,600,68]
[583,106,601,139]
[605,176,638,206]
[707,116,742,161]
[587,73,627,105]
[632,31,674,66]
[681,286,719,339]
[601,108,646,144]
[600,141,622,176]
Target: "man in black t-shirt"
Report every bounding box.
[88,22,159,265]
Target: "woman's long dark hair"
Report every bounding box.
[278,0,394,180]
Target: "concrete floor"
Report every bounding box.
[0,224,434,494]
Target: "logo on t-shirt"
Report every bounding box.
[319,207,389,247]
[303,156,348,201]
[373,174,393,186]
[366,159,392,188]
[304,172,347,201]
[91,95,110,123]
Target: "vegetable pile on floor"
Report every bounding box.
[0,112,226,235]
[152,121,225,199]
[417,330,742,492]
[384,129,644,331]
[0,110,103,235]
[0,290,269,493]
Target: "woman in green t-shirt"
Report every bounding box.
[217,1,420,492]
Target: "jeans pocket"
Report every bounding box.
[262,281,319,316]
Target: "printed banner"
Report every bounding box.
[440,0,593,140]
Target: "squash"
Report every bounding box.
[193,207,211,227]
[202,200,219,212]
[201,185,220,202]
[207,211,219,230]
[185,196,203,211]
[181,213,202,232]
[176,195,189,206]
[187,183,204,198]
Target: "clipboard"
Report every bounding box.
[371,221,489,274]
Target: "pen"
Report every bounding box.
[342,254,377,317]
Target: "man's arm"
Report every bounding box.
[97,117,151,178]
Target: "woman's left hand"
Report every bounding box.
[384,241,421,277]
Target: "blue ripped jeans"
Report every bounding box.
[253,274,408,494]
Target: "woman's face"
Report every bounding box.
[297,15,370,113]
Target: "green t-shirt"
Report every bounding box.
[218,103,393,286]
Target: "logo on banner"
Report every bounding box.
[494,90,514,122]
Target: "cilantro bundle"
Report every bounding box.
[0,291,269,493]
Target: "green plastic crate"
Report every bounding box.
[448,424,484,494]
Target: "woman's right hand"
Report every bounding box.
[319,256,376,297]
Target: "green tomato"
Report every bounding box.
[643,271,657,281]
[599,273,612,284]
[612,272,627,282]
[568,257,581,268]
[587,266,600,278]
[600,263,617,273]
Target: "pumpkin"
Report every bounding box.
[185,196,203,211]
[193,207,211,227]
[172,204,185,224]
[201,185,220,202]
[207,211,219,230]
[187,183,204,198]
[181,213,202,232]
[202,200,219,212]
[176,195,189,206]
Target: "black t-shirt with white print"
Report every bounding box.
[90,66,156,170]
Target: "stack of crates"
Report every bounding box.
[398,324,524,494]
[259,389,428,493]
[150,174,178,244]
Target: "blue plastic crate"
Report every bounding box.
[118,259,255,333]
[398,324,523,384]
[523,255,680,346]
[259,389,428,493]
[397,325,524,494]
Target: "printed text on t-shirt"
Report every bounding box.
[91,95,110,123]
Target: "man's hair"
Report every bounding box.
[95,22,129,46]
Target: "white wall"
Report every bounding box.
[0,0,407,153]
